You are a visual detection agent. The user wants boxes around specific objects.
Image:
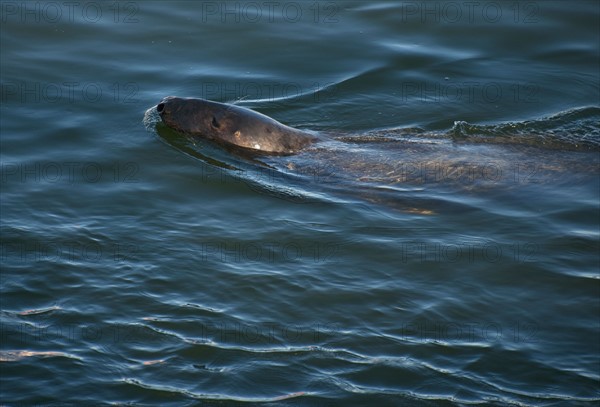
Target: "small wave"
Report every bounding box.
[122,378,307,402]
[143,105,161,131]
[17,305,62,316]
[451,106,600,150]
[0,350,80,362]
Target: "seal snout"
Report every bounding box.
[156,96,179,115]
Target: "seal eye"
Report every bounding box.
[211,117,220,129]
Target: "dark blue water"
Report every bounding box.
[1,1,599,405]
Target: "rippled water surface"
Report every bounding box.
[1,1,599,406]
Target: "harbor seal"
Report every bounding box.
[156,96,317,154]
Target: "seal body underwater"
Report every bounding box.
[156,96,317,154]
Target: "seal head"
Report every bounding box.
[157,96,316,154]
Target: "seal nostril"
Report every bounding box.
[157,103,165,113]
